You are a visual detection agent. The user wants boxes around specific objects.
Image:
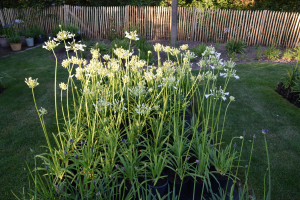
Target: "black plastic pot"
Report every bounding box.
[210,173,229,193]
[147,174,169,198]
[167,169,189,196]
[189,177,207,197]
[35,37,44,44]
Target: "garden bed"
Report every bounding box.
[276,82,300,108]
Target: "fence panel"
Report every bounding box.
[0,6,299,47]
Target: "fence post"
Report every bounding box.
[125,5,129,32]
[64,5,69,26]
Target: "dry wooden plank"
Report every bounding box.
[263,10,273,46]
[280,12,292,46]
[290,13,300,47]
[284,13,296,47]
[288,13,300,47]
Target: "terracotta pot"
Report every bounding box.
[0,37,10,48]
[10,43,22,51]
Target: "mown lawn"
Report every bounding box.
[0,46,299,199]
[213,62,300,200]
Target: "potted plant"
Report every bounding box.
[189,141,210,198]
[7,32,22,51]
[143,143,169,197]
[0,24,14,48]
[209,144,237,193]
[167,138,191,196]
[32,26,45,44]
[24,29,34,47]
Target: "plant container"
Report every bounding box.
[189,177,206,197]
[25,38,34,47]
[147,174,169,197]
[37,37,44,44]
[46,33,53,40]
[167,169,189,196]
[20,36,27,46]
[210,173,229,193]
[0,37,10,47]
[9,43,22,51]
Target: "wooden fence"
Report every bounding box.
[0,5,299,47]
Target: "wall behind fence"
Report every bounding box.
[0,5,299,47]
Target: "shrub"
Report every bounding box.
[111,38,130,50]
[294,44,300,61]
[225,39,246,54]
[191,43,206,58]
[92,41,112,55]
[255,45,263,60]
[282,48,294,60]
[134,35,154,62]
[265,45,281,60]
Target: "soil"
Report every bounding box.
[50,38,298,69]
[167,169,189,184]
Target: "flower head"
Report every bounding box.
[43,40,59,51]
[122,139,127,143]
[63,150,67,155]
[233,143,237,148]
[46,165,49,169]
[196,160,199,164]
[93,180,96,185]
[253,134,256,139]
[245,165,248,168]
[243,131,246,135]
[59,82,68,90]
[180,44,189,51]
[75,154,78,159]
[70,139,74,143]
[25,77,39,89]
[125,30,139,41]
[96,191,100,196]
[262,129,268,134]
[38,107,48,116]
[110,174,113,178]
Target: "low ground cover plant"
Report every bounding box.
[265,45,281,60]
[16,28,271,199]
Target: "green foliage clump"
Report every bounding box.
[111,38,130,50]
[225,39,246,54]
[282,48,294,60]
[191,43,206,58]
[255,45,263,60]
[134,36,154,62]
[293,45,300,61]
[265,45,281,60]
[92,41,112,55]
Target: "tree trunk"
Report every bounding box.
[170,0,178,47]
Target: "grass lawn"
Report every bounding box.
[214,62,300,199]
[0,46,299,199]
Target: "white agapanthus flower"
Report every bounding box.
[135,104,151,115]
[59,82,68,90]
[54,30,73,41]
[25,77,39,89]
[154,43,163,52]
[180,44,189,51]
[205,87,229,101]
[125,30,139,41]
[43,40,59,51]
[103,54,110,61]
[38,107,48,116]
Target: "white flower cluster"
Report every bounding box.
[135,103,151,115]
[42,40,59,51]
[158,75,179,89]
[25,77,39,89]
[54,30,73,42]
[114,47,134,59]
[129,84,147,97]
[205,86,229,101]
[125,30,139,41]
[65,42,86,52]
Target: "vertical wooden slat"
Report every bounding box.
[288,13,300,47]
